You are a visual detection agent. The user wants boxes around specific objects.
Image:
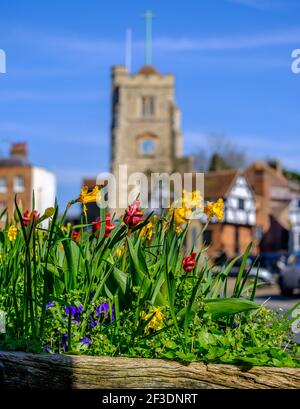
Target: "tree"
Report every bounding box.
[192,133,247,172]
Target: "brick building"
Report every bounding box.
[0,143,56,223]
[245,161,300,254]
[187,169,257,260]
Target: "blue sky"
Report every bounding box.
[0,0,300,212]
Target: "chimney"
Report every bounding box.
[268,159,282,174]
[10,143,28,160]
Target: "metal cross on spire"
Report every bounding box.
[143,10,154,66]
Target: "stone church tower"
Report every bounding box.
[110,64,192,212]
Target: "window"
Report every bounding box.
[0,176,7,193]
[203,229,212,245]
[14,176,25,193]
[141,96,155,117]
[140,139,155,156]
[238,198,245,210]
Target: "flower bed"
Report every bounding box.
[0,189,300,385]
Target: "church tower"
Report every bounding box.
[110,12,192,213]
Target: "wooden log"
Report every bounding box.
[0,350,300,389]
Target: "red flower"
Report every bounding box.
[182,252,197,272]
[124,200,143,228]
[22,210,39,226]
[71,230,80,243]
[92,214,115,238]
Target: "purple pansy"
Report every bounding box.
[46,301,55,309]
[89,315,99,328]
[95,302,109,316]
[93,302,115,324]
[80,337,92,346]
[65,304,83,324]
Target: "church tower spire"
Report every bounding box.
[143,10,154,66]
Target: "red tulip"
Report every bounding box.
[92,214,115,238]
[22,210,39,226]
[71,230,80,243]
[182,252,197,272]
[124,200,143,228]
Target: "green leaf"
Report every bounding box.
[204,298,259,318]
[232,242,252,297]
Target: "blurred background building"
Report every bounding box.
[0,143,56,223]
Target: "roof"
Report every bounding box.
[138,65,160,75]
[204,169,240,199]
[82,177,108,190]
[245,161,290,188]
[82,178,97,189]
[0,157,30,167]
[271,202,291,229]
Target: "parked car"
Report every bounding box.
[278,253,300,296]
[258,252,289,275]
[226,258,275,285]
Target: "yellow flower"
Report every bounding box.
[140,222,154,241]
[141,307,164,333]
[173,206,191,225]
[204,198,224,221]
[182,190,202,209]
[7,225,18,242]
[61,223,72,234]
[171,190,202,230]
[77,186,100,216]
[175,225,183,234]
[259,306,267,317]
[115,245,125,258]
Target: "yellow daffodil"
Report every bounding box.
[77,186,100,216]
[170,190,203,231]
[7,225,18,242]
[141,307,164,334]
[140,222,154,241]
[172,206,191,225]
[182,190,202,209]
[204,198,224,221]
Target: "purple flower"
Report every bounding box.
[94,302,115,323]
[95,302,109,317]
[89,316,99,328]
[80,337,92,346]
[46,301,55,309]
[43,346,51,353]
[65,304,83,324]
[233,322,239,328]
[60,334,68,352]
